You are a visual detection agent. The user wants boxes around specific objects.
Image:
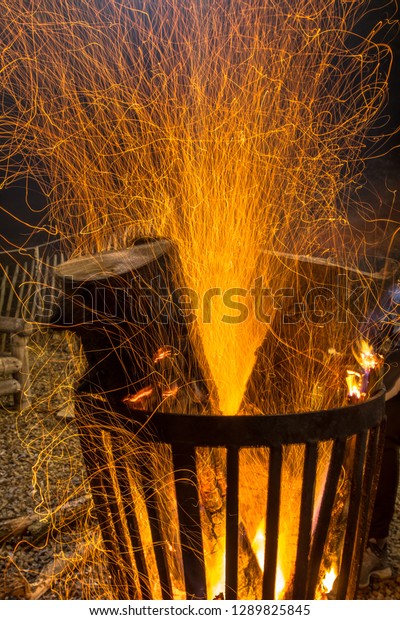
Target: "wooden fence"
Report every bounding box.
[0,240,67,407]
[0,240,67,348]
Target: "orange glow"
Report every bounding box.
[321,567,337,594]
[252,520,266,570]
[153,347,174,364]
[162,385,179,399]
[252,520,286,600]
[123,386,154,409]
[346,370,363,401]
[354,340,383,373]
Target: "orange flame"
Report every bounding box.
[252,520,286,599]
[321,567,337,594]
[346,370,363,402]
[354,340,383,373]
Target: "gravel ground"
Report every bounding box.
[0,327,399,600]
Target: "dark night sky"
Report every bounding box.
[0,1,399,252]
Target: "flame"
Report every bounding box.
[123,386,154,409]
[346,370,363,401]
[252,521,266,569]
[347,340,383,401]
[354,340,383,373]
[321,567,337,594]
[252,520,286,600]
[207,553,225,602]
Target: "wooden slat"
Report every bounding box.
[5,260,20,317]
[14,260,28,319]
[49,253,60,311]
[0,356,23,377]
[0,378,21,396]
[18,258,35,322]
[11,332,31,407]
[0,316,33,336]
[0,265,10,350]
[0,265,10,315]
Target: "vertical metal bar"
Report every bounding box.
[292,442,318,599]
[138,458,174,600]
[262,445,283,600]
[98,432,139,600]
[353,420,386,593]
[75,413,129,599]
[225,447,239,600]
[306,438,346,599]
[172,445,207,600]
[335,432,368,599]
[111,437,152,599]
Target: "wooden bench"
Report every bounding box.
[0,316,33,409]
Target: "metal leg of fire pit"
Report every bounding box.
[306,439,347,599]
[225,447,240,600]
[110,438,152,599]
[292,443,318,599]
[262,446,283,600]
[353,421,387,592]
[137,459,174,600]
[171,446,207,600]
[335,432,368,599]
[75,415,135,599]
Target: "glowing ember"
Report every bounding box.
[153,347,174,364]
[162,385,179,399]
[123,386,154,409]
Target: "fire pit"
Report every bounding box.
[75,390,385,600]
[51,239,389,600]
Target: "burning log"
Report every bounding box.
[51,238,209,409]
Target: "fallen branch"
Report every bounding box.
[0,495,91,545]
[30,548,79,600]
